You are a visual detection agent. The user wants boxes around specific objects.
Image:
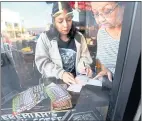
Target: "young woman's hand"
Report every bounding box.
[80,67,93,77]
[62,72,77,85]
[93,68,112,81]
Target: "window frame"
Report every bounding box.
[106,2,141,121]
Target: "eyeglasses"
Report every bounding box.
[91,3,119,18]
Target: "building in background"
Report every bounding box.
[26,27,46,35]
[1,8,25,39]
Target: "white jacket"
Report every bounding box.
[35,31,93,79]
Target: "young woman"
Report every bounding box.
[90,2,125,81]
[35,2,93,85]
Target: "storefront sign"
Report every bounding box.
[1,111,67,121]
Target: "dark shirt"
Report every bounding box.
[58,38,77,77]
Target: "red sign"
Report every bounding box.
[69,2,91,11]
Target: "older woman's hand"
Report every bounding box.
[93,68,112,81]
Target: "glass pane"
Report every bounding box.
[1,1,128,121]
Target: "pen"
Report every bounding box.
[83,61,87,76]
[83,61,85,67]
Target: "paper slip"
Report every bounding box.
[76,75,102,86]
[67,84,82,93]
[67,75,102,93]
[86,79,102,87]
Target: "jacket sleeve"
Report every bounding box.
[77,33,93,73]
[35,33,65,79]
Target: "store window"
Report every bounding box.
[1,1,139,121]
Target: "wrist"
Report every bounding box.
[59,70,65,80]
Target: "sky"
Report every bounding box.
[1,2,53,28]
[1,2,79,29]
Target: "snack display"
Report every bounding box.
[12,84,47,115]
[45,83,72,110]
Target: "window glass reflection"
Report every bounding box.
[1,1,125,120]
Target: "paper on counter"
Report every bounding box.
[67,75,102,93]
[76,75,102,86]
[86,79,102,87]
[67,84,82,93]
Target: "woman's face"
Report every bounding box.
[91,2,124,28]
[54,9,73,35]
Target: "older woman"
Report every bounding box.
[90,2,125,81]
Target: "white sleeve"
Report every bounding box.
[35,33,65,79]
